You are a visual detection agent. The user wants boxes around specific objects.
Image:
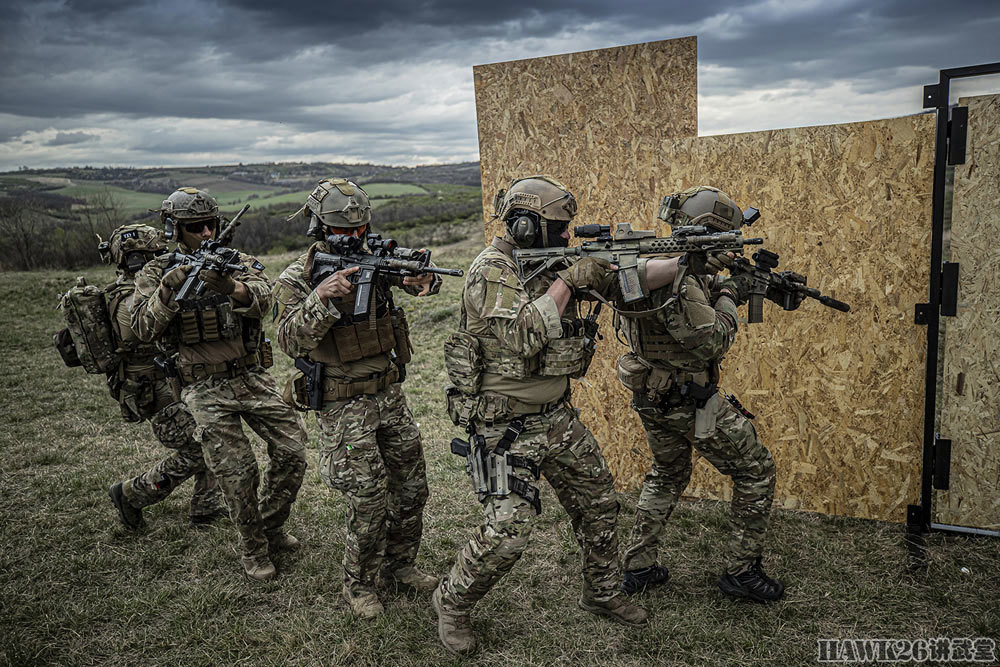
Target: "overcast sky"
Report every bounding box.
[0,0,997,172]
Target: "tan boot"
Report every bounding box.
[384,565,439,593]
[343,586,384,620]
[241,555,277,582]
[432,586,477,655]
[578,592,649,626]
[267,532,300,554]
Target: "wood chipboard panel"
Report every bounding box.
[936,94,1000,531]
[474,37,698,244]
[474,39,936,522]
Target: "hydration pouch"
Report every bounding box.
[444,330,484,393]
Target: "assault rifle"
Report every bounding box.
[513,220,764,303]
[310,233,464,317]
[167,203,252,305]
[730,248,851,323]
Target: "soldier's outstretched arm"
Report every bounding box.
[663,275,739,360]
[227,254,271,318]
[130,259,178,343]
[467,262,563,358]
[273,261,342,358]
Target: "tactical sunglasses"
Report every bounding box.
[182,219,218,233]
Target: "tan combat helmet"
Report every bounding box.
[492,175,578,248]
[99,223,167,274]
[289,178,372,239]
[658,185,742,232]
[159,187,220,240]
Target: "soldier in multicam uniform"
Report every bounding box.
[131,188,308,582]
[273,178,439,619]
[616,186,800,602]
[103,224,227,529]
[434,175,690,655]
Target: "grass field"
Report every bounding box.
[1,235,997,665]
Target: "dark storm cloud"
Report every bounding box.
[45,131,97,146]
[0,0,997,169]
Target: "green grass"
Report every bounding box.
[52,183,166,215]
[1,234,997,665]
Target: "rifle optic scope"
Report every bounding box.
[574,224,611,238]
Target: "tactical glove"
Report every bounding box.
[159,264,190,303]
[201,269,237,295]
[557,257,614,291]
[717,274,753,306]
[683,251,733,275]
[765,284,805,310]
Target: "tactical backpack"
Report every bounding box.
[54,277,119,374]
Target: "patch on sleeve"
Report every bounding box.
[481,264,522,318]
[252,260,266,272]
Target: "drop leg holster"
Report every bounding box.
[449,419,542,514]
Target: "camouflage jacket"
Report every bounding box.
[130,241,271,367]
[618,266,739,373]
[273,241,441,383]
[461,236,617,404]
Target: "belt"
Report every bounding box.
[324,366,399,401]
[179,353,258,384]
[507,396,565,418]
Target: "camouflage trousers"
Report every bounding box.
[439,403,621,613]
[122,399,225,521]
[623,392,776,575]
[184,369,308,560]
[317,383,429,597]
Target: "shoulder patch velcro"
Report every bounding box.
[252,260,266,272]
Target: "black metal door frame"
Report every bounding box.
[910,62,1000,539]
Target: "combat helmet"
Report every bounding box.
[492,175,578,248]
[159,187,220,241]
[658,186,742,232]
[290,178,372,239]
[98,223,167,275]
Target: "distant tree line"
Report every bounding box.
[0,187,483,271]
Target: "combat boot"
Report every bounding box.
[108,482,145,530]
[343,586,384,619]
[621,564,670,595]
[241,555,277,582]
[578,592,649,626]
[432,585,477,655]
[717,558,785,602]
[267,532,301,554]
[382,565,439,593]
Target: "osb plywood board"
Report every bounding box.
[474,41,935,522]
[936,94,1000,530]
[474,37,698,244]
[628,119,935,523]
